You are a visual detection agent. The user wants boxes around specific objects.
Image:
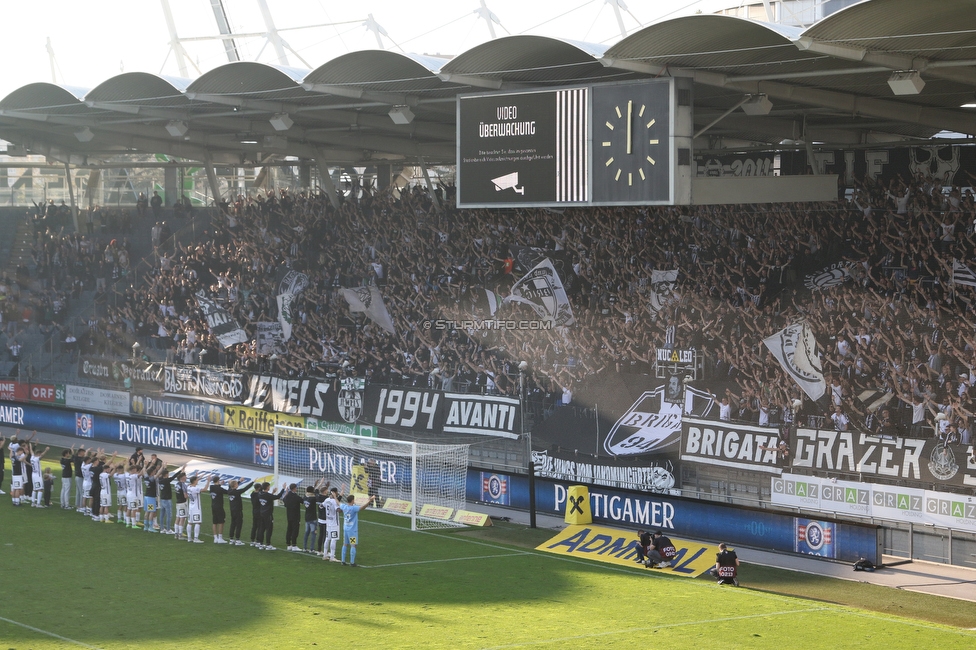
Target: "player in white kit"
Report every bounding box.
[322,487,342,562]
[98,463,113,520]
[125,466,142,528]
[113,465,128,524]
[80,452,94,516]
[186,474,206,543]
[28,444,50,507]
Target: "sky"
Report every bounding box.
[0,0,731,99]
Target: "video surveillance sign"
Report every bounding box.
[458,87,588,206]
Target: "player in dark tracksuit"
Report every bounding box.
[250,483,264,547]
[258,482,285,550]
[225,479,252,546]
[282,484,302,551]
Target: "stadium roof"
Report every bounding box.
[1,0,975,168]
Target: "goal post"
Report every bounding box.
[273,425,469,531]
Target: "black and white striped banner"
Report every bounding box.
[555,87,588,202]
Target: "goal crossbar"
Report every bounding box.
[273,425,469,531]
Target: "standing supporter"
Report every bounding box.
[339,493,376,567]
[208,476,229,544]
[282,483,302,552]
[72,446,86,511]
[59,447,74,509]
[42,468,54,507]
[302,486,320,554]
[158,466,183,535]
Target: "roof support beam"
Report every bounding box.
[315,153,342,210]
[600,57,976,136]
[794,37,976,87]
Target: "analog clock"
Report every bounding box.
[591,81,671,204]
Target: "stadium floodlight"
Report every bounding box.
[269,113,294,131]
[274,425,469,531]
[740,94,773,116]
[165,120,189,137]
[887,70,924,96]
[74,127,94,142]
[388,105,415,125]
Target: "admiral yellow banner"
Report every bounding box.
[537,525,718,577]
[454,510,492,526]
[383,498,413,514]
[419,504,454,520]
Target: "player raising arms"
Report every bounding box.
[339,493,376,567]
[27,442,50,508]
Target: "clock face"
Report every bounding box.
[591,81,671,204]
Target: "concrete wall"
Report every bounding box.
[692,174,838,204]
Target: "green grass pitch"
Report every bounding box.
[1,474,975,649]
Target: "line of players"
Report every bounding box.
[5,433,376,565]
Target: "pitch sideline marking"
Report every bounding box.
[0,615,103,649]
[481,608,830,649]
[364,520,976,638]
[363,551,531,569]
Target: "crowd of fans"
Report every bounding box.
[5,168,976,445]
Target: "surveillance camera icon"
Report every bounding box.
[491,172,525,195]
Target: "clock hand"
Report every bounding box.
[627,100,633,155]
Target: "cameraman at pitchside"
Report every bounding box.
[645,530,677,568]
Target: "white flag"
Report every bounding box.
[276,292,295,341]
[763,322,826,401]
[952,260,976,287]
[340,286,396,334]
[504,259,575,326]
[485,289,502,316]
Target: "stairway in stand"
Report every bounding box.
[1,214,33,281]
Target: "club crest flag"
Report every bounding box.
[340,286,396,334]
[504,259,575,326]
[763,322,826,401]
[649,269,679,316]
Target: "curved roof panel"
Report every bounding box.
[85,72,190,108]
[607,15,822,74]
[305,50,449,93]
[441,35,619,85]
[803,0,976,60]
[186,61,308,101]
[0,83,89,113]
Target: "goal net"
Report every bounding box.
[273,425,469,530]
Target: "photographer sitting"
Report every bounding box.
[709,543,740,585]
[644,530,677,569]
[632,529,653,565]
